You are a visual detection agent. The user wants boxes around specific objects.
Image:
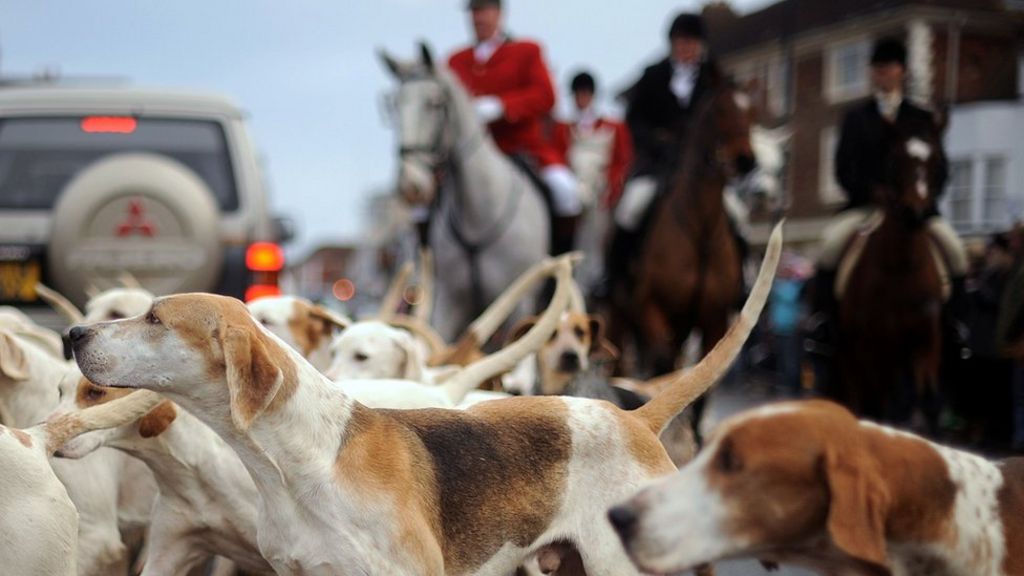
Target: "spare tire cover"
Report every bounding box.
[49,153,222,307]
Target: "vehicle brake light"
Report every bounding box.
[246,242,285,272]
[246,284,282,302]
[81,116,137,134]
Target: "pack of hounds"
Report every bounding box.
[1,223,1022,576]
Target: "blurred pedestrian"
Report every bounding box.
[770,252,811,396]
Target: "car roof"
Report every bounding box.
[0,84,246,119]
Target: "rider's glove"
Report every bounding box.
[473,96,505,123]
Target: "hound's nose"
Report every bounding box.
[608,505,638,539]
[68,326,92,345]
[558,352,582,373]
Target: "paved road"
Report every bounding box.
[673,373,818,576]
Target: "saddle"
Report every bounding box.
[834,211,951,302]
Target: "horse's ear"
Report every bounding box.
[378,48,403,78]
[419,41,435,72]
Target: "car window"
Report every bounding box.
[0,116,239,210]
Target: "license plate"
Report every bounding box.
[0,260,41,302]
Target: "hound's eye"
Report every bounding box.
[354,352,369,363]
[85,387,106,401]
[716,441,743,474]
[573,327,586,340]
[145,311,161,325]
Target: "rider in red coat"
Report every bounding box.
[448,0,581,255]
[551,71,634,209]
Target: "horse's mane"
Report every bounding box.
[674,77,735,200]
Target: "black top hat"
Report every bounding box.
[669,13,705,40]
[467,0,501,9]
[871,37,907,67]
[570,71,596,93]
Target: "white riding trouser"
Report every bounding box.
[409,205,431,224]
[817,208,968,276]
[542,164,583,217]
[613,176,750,233]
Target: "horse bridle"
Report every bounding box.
[394,77,521,314]
[396,86,453,178]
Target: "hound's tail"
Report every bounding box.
[441,256,575,404]
[35,283,85,324]
[633,222,784,435]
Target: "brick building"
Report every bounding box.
[705,0,1024,246]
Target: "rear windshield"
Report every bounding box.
[0,116,239,210]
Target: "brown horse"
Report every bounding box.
[613,83,757,438]
[835,122,947,430]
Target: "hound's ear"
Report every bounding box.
[223,326,283,432]
[309,305,350,334]
[506,316,539,345]
[397,332,426,382]
[378,48,403,78]
[0,331,30,381]
[419,41,434,71]
[824,445,892,575]
[586,314,619,362]
[138,401,178,438]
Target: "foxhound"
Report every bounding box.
[0,388,162,576]
[70,225,782,576]
[610,399,1024,576]
[57,378,275,575]
[247,295,350,372]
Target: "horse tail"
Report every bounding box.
[633,222,783,435]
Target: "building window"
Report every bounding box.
[982,157,1008,227]
[947,159,973,229]
[945,156,1011,233]
[825,39,870,103]
[733,55,792,120]
[819,126,843,205]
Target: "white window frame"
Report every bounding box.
[825,38,871,103]
[981,156,1009,229]
[944,158,975,232]
[943,154,1011,234]
[819,126,844,206]
[732,55,792,119]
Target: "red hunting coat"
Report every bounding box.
[448,38,564,167]
[551,117,633,208]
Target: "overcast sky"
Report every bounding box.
[3,0,772,258]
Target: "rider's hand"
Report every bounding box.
[473,96,505,123]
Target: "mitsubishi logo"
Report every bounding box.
[116,199,157,237]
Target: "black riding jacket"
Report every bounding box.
[834,97,948,212]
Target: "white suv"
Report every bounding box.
[0,84,291,328]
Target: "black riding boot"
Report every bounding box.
[803,268,837,358]
[946,276,972,360]
[592,225,638,302]
[551,215,579,256]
